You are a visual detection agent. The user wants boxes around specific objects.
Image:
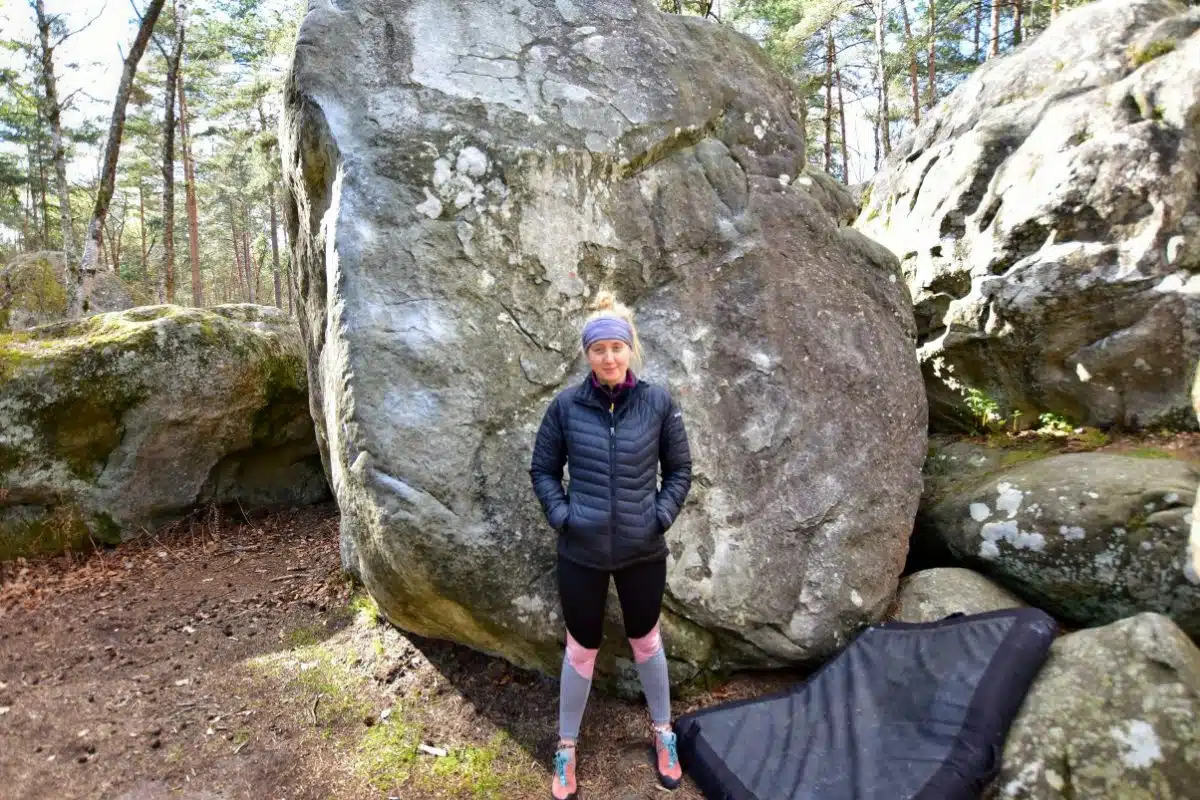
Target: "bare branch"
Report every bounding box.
[53,2,108,47]
[152,32,172,61]
[59,86,86,109]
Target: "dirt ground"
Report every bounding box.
[0,503,796,800]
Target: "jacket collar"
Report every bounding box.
[574,370,641,409]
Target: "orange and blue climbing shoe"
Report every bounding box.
[551,741,578,800]
[654,725,682,791]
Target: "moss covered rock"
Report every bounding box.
[0,251,132,331]
[923,452,1199,636]
[0,304,329,560]
[985,613,1200,799]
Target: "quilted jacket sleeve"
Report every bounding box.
[655,395,692,531]
[530,396,570,532]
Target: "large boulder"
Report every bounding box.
[0,251,132,331]
[889,567,1026,623]
[856,0,1200,432]
[922,451,1200,636]
[281,0,927,681]
[0,305,330,560]
[986,613,1200,799]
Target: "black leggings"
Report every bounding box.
[557,555,666,649]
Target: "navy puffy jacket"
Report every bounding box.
[530,375,692,570]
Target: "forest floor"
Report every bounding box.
[2,429,1195,799]
[0,502,795,800]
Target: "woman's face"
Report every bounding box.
[587,339,630,386]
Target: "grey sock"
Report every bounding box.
[558,656,593,740]
[635,648,672,725]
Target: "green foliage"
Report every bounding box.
[2,1,302,307]
[357,717,537,798]
[1036,412,1075,436]
[1129,38,1175,67]
[349,592,381,628]
[282,625,323,648]
[0,255,67,328]
[356,712,423,791]
[1124,448,1174,460]
[1077,427,1110,448]
[965,387,1003,432]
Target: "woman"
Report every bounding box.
[530,291,693,799]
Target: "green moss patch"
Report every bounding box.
[0,505,93,561]
[0,256,67,331]
[1129,38,1176,67]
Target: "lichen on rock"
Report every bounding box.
[0,304,330,560]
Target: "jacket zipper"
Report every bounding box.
[609,400,616,569]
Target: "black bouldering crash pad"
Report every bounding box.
[675,608,1058,800]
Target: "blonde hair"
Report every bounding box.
[582,290,644,368]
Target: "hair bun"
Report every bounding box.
[591,290,616,312]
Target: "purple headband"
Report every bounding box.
[582,316,633,351]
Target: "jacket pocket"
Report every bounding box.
[654,503,673,534]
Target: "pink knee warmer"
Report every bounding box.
[565,632,598,680]
[629,623,663,664]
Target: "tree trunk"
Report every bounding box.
[975,0,982,61]
[1012,1,1023,47]
[874,0,891,158]
[927,0,937,109]
[1051,0,1059,20]
[138,181,148,278]
[990,0,1003,58]
[229,198,245,302]
[241,204,254,304]
[36,142,50,246]
[33,0,74,259]
[69,0,167,317]
[269,189,281,308]
[172,3,200,309]
[103,194,124,273]
[113,198,125,272]
[179,73,202,306]
[836,65,849,183]
[824,26,834,171]
[25,146,40,248]
[21,183,30,250]
[246,232,258,304]
[899,0,920,126]
[161,0,183,305]
[255,101,282,308]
